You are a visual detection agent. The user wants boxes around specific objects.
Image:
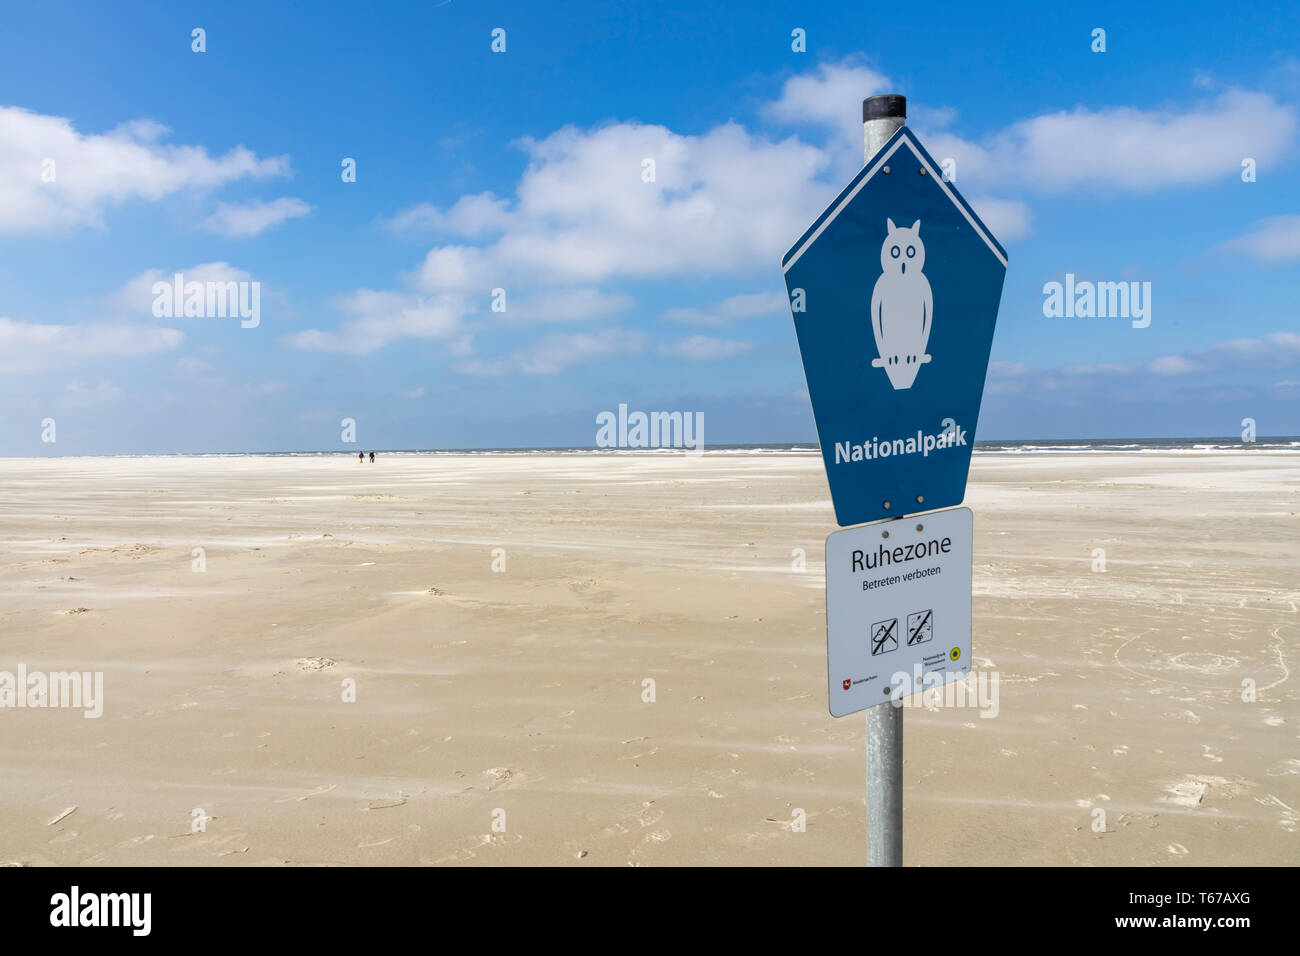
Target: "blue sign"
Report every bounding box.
[782,127,1008,527]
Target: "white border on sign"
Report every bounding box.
[782,134,1008,273]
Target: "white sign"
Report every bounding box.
[825,506,972,717]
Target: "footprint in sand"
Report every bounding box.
[484,767,514,789]
[723,830,782,850]
[1160,773,1249,808]
[1167,652,1238,675]
[1161,779,1207,807]
[1074,794,1111,809]
[423,832,520,863]
[113,833,157,849]
[273,784,337,804]
[423,846,477,864]
[1255,794,1298,832]
[594,801,664,840]
[361,794,408,811]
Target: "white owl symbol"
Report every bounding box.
[870,218,933,390]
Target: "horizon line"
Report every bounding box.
[4,435,1297,460]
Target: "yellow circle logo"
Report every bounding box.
[949,647,961,661]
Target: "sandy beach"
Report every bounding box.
[0,451,1296,866]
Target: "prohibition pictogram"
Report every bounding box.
[870,618,898,656]
[907,609,933,646]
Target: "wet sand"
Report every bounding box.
[0,451,1296,865]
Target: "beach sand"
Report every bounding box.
[0,451,1296,866]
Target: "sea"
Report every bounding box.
[165,437,1300,457]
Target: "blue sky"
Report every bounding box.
[2,0,1298,454]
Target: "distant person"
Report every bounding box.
[369,451,375,463]
[359,451,364,463]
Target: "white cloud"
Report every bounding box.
[759,60,1042,238]
[63,380,124,407]
[0,262,276,372]
[765,60,892,129]
[984,330,1300,400]
[410,120,830,292]
[282,290,468,355]
[1148,355,1204,375]
[763,60,892,172]
[456,328,646,376]
[168,356,285,397]
[766,64,1294,197]
[660,290,787,326]
[237,380,286,397]
[176,357,214,376]
[499,288,635,323]
[400,386,426,399]
[452,357,507,377]
[173,356,225,389]
[301,64,1298,367]
[1217,215,1300,264]
[985,360,1033,395]
[0,106,290,232]
[1215,331,1300,357]
[201,197,311,237]
[967,196,1032,242]
[301,115,833,358]
[111,262,258,316]
[388,193,511,236]
[0,317,182,372]
[659,336,754,360]
[760,66,1294,241]
[1061,362,1140,376]
[923,90,1296,193]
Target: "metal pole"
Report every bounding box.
[863,93,906,164]
[863,93,906,868]
[865,693,903,866]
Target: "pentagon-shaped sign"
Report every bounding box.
[783,126,1008,527]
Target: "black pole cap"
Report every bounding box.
[863,94,906,122]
